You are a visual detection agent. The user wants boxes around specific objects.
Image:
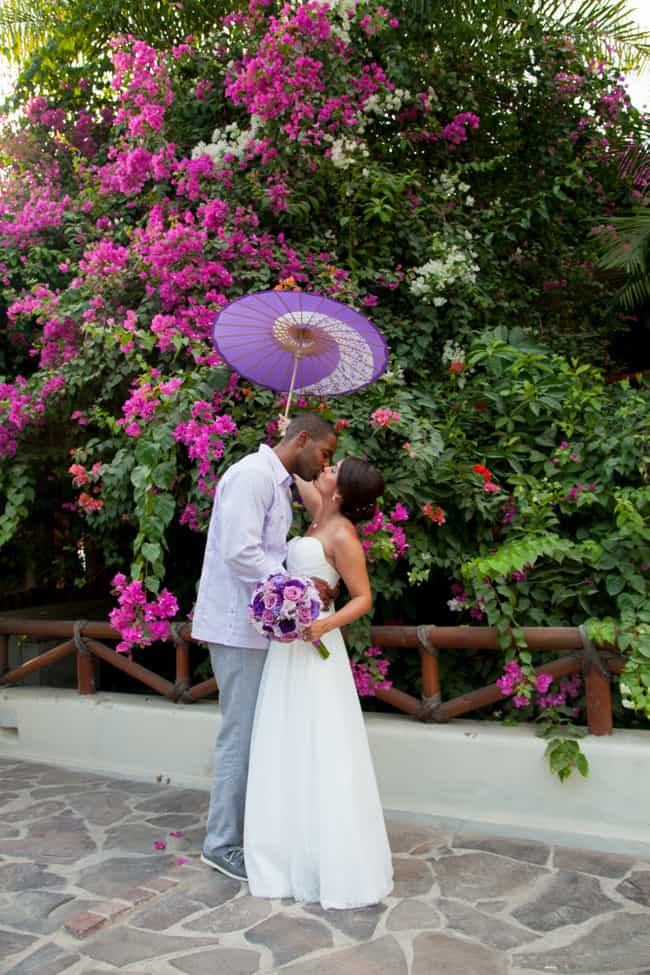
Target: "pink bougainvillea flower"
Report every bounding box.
[168,830,183,837]
[176,857,189,865]
[154,840,166,850]
[390,502,409,522]
[351,646,392,696]
[402,441,417,459]
[370,407,401,428]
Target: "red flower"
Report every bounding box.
[422,503,446,525]
[472,463,492,481]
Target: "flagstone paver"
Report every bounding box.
[553,845,638,878]
[514,912,650,972]
[1,799,67,823]
[0,811,96,863]
[616,869,650,907]
[438,898,540,949]
[0,943,80,975]
[177,871,241,908]
[386,822,449,854]
[76,854,178,897]
[412,931,508,975]
[2,756,650,975]
[0,860,65,891]
[0,930,38,958]
[0,889,76,933]
[430,850,548,901]
[452,833,551,866]
[385,898,440,931]
[512,870,621,931]
[130,892,207,931]
[81,928,221,966]
[184,893,271,933]
[244,913,333,967]
[391,855,435,896]
[170,946,261,975]
[281,934,408,975]
[145,813,202,830]
[305,900,387,939]
[66,791,134,825]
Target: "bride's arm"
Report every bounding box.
[293,474,322,522]
[302,526,372,641]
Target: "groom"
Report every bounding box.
[192,413,337,881]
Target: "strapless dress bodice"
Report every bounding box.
[287,536,339,589]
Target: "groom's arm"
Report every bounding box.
[220,468,283,585]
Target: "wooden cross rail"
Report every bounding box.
[0,619,622,735]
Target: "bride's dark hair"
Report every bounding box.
[337,458,384,525]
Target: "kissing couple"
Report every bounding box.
[192,412,393,909]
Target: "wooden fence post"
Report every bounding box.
[0,634,8,678]
[74,621,96,696]
[579,625,613,736]
[416,625,442,722]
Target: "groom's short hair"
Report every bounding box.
[284,413,334,443]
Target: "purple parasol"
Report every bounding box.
[212,290,388,416]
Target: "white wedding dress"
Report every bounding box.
[244,536,393,909]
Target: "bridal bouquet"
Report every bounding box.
[248,572,330,659]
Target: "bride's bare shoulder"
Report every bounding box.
[331,518,363,552]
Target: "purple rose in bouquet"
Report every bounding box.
[248,572,329,659]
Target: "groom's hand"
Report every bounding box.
[311,577,340,609]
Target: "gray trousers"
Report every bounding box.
[203,643,267,857]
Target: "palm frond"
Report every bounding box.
[402,0,650,71]
[0,0,233,67]
[536,0,650,71]
[618,143,650,183]
[0,0,66,61]
[598,210,650,307]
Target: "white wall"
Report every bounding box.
[2,687,649,855]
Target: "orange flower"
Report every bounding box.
[422,503,446,525]
[274,276,301,292]
[79,493,103,512]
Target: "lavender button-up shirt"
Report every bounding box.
[191,444,293,649]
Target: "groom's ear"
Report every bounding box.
[294,430,311,449]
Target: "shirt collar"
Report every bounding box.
[259,443,293,487]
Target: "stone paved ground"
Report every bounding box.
[1,757,650,975]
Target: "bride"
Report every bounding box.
[244,456,394,910]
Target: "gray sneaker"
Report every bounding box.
[200,846,247,881]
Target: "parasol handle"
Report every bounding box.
[283,351,302,421]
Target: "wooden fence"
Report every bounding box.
[0,618,623,736]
